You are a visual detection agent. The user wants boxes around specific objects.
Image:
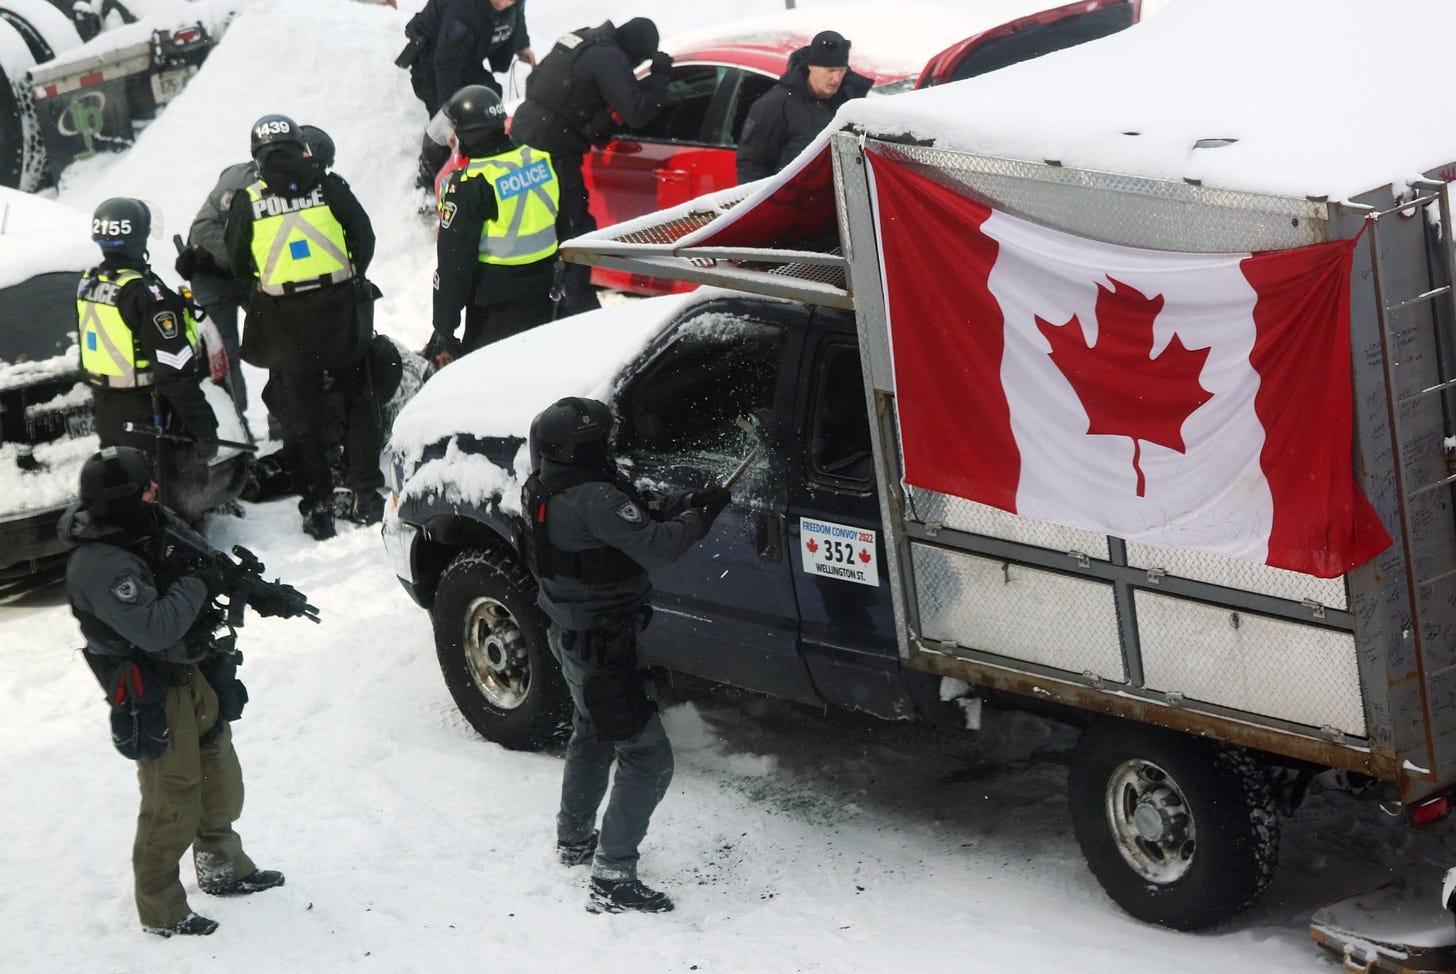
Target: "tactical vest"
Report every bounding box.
[454,146,560,266]
[243,181,353,296]
[77,268,198,389]
[522,468,643,584]
[525,26,617,143]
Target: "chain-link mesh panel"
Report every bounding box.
[908,487,1111,560]
[1136,591,1366,736]
[859,138,1328,252]
[912,544,1126,682]
[1124,542,1348,610]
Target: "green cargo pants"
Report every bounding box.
[132,665,255,928]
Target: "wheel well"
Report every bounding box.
[412,513,522,608]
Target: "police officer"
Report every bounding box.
[400,0,536,190]
[224,114,382,540]
[509,18,670,317]
[61,446,283,938]
[427,84,559,368]
[523,397,730,913]
[79,198,220,525]
[735,30,872,183]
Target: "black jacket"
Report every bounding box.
[407,0,529,111]
[432,135,555,337]
[225,171,375,372]
[81,256,217,447]
[533,457,706,631]
[510,21,668,157]
[734,47,872,183]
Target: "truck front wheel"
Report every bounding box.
[1068,720,1279,930]
[432,547,571,751]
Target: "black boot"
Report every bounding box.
[557,831,598,867]
[302,499,336,541]
[587,877,674,914]
[203,868,286,896]
[144,912,219,937]
[350,489,385,526]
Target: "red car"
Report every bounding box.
[435,0,1142,294]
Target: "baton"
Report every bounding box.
[124,421,258,453]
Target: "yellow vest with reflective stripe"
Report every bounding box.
[457,146,559,266]
[244,181,353,295]
[76,268,197,389]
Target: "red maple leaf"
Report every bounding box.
[1035,278,1212,497]
[805,538,819,554]
[857,548,871,564]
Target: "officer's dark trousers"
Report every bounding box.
[550,154,602,318]
[95,391,208,524]
[548,625,673,881]
[462,295,554,352]
[263,360,383,508]
[190,273,252,415]
[133,665,254,927]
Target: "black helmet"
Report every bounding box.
[530,397,614,468]
[78,446,155,519]
[91,197,151,262]
[443,84,506,148]
[300,124,335,170]
[249,113,304,158]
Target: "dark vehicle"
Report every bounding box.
[0,188,250,586]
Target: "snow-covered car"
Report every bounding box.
[0,187,249,586]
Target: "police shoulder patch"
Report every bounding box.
[440,201,458,229]
[615,501,644,524]
[110,574,140,604]
[152,310,179,340]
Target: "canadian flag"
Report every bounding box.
[865,149,1390,578]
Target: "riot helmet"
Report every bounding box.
[530,397,615,469]
[91,197,151,262]
[78,446,156,527]
[441,85,507,155]
[300,124,335,171]
[249,114,305,159]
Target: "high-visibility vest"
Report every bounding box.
[454,146,560,266]
[243,181,353,295]
[76,268,198,389]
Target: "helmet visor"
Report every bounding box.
[425,108,455,147]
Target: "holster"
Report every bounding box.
[106,657,171,761]
[395,33,425,69]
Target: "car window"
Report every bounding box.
[808,339,873,489]
[616,309,785,464]
[622,65,726,144]
[725,71,777,146]
[941,2,1135,84]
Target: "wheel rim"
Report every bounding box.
[460,595,530,711]
[1103,758,1197,884]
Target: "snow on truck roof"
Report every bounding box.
[836,0,1456,202]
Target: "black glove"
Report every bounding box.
[650,51,672,76]
[191,437,219,464]
[190,567,229,598]
[174,246,198,280]
[694,486,732,523]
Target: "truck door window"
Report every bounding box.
[622,65,725,144]
[808,340,873,488]
[617,311,785,464]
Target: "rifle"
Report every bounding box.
[164,527,321,627]
[123,420,258,454]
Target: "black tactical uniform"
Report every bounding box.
[508,18,669,317]
[524,398,729,913]
[404,0,531,113]
[224,114,382,539]
[61,447,283,938]
[735,31,872,183]
[79,199,219,525]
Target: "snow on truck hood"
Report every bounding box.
[836,0,1456,202]
[0,188,93,291]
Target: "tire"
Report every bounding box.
[1067,719,1279,930]
[431,547,572,751]
[0,20,35,189]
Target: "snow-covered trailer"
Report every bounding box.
[556,0,1456,939]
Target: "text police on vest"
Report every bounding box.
[251,187,328,221]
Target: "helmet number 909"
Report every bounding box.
[255,119,290,139]
[93,218,133,236]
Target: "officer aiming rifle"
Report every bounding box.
[164,526,321,627]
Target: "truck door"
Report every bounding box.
[785,328,903,716]
[613,298,820,705]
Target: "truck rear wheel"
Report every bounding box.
[432,547,571,751]
[1068,719,1278,930]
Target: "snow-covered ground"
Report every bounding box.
[7,0,1456,970]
